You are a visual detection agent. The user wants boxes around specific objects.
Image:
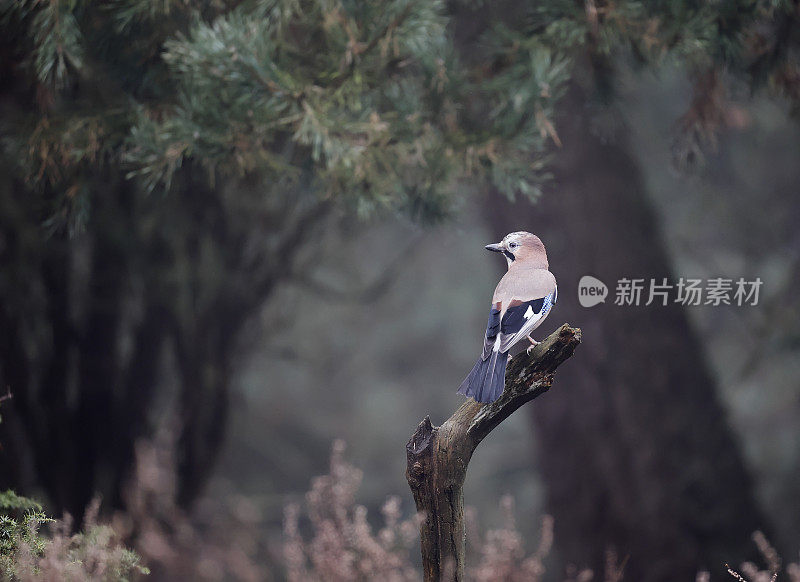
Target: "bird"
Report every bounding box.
[457,231,557,404]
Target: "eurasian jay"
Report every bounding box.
[457,231,557,404]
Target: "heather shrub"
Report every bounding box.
[284,441,800,582]
[465,497,555,582]
[0,492,148,581]
[282,440,591,582]
[283,440,421,582]
[726,531,800,582]
[116,425,266,581]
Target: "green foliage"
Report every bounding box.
[0,490,53,568]
[4,0,795,227]
[523,0,771,68]
[0,492,148,581]
[0,491,42,515]
[119,0,562,215]
[2,0,573,227]
[2,0,85,89]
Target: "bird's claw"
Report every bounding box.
[526,335,539,354]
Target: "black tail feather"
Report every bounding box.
[457,350,509,403]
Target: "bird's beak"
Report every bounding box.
[485,242,504,253]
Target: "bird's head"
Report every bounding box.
[485,231,548,269]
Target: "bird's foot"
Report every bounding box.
[526,335,539,354]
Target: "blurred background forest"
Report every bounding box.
[1,0,799,580]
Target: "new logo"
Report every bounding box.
[578,275,608,307]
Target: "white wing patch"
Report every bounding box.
[498,288,557,353]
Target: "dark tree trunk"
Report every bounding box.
[484,87,768,580]
[407,325,581,581]
[0,149,329,520]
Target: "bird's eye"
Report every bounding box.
[509,242,519,249]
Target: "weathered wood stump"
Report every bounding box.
[406,323,581,581]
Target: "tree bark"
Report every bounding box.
[406,324,581,581]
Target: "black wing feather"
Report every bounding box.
[500,297,544,335]
[481,307,501,360]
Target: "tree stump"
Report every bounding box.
[406,323,581,581]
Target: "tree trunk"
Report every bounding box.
[484,86,768,580]
[0,152,335,519]
[406,324,581,581]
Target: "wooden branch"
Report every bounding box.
[406,323,581,581]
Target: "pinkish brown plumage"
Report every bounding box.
[458,231,558,403]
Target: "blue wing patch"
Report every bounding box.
[542,289,555,314]
[501,297,545,335]
[535,288,556,323]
